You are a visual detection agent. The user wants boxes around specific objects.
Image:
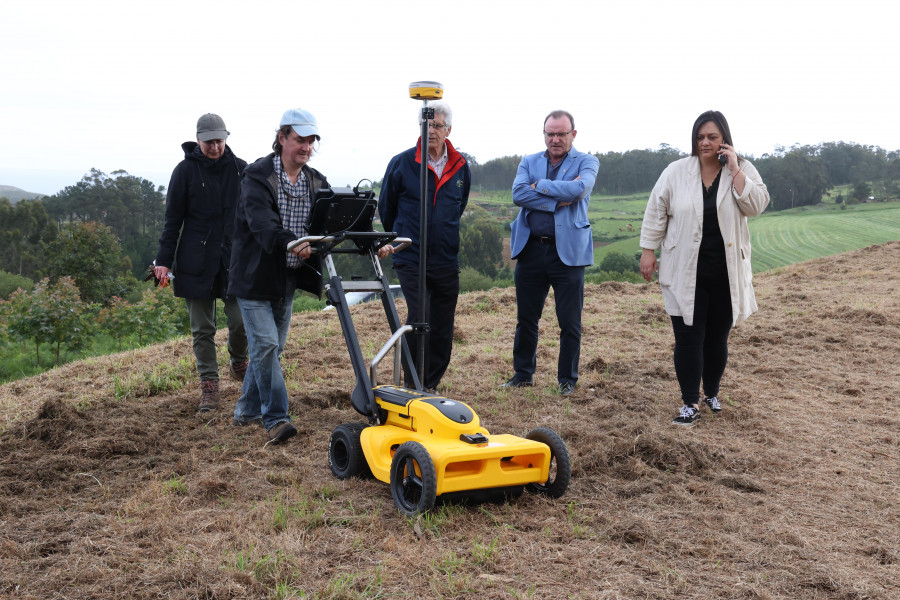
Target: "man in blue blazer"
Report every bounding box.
[501,110,598,395]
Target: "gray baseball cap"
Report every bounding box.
[196,113,230,142]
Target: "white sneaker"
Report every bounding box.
[704,396,722,413]
[672,405,701,426]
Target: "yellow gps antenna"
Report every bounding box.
[408,80,443,389]
[408,81,444,101]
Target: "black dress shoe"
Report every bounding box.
[499,375,534,388]
[558,381,576,395]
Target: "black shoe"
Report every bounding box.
[672,405,701,426]
[704,396,722,413]
[499,375,533,388]
[557,381,576,396]
[266,421,297,444]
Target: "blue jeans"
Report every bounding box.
[234,278,296,430]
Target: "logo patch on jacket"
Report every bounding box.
[456,179,464,188]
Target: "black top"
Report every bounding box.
[698,170,727,280]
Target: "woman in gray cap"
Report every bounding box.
[154,113,249,413]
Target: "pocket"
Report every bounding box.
[741,251,753,283]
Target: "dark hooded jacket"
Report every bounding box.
[227,153,329,301]
[155,142,246,299]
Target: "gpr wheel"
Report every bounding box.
[525,427,571,498]
[389,441,437,517]
[329,423,370,479]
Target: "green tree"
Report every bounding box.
[598,251,638,273]
[459,267,493,292]
[42,169,166,277]
[97,286,180,349]
[459,206,503,278]
[755,147,830,211]
[851,180,872,202]
[470,155,522,191]
[44,221,133,304]
[0,198,57,278]
[2,276,92,365]
[0,270,34,299]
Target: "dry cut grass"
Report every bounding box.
[1,242,899,599]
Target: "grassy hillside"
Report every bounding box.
[750,201,900,271]
[1,242,898,599]
[474,191,900,273]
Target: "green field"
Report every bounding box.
[748,201,900,271]
[472,191,900,273]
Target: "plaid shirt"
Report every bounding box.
[274,155,310,269]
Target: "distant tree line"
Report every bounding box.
[2,141,898,303]
[467,141,900,210]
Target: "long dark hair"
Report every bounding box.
[272,125,293,154]
[690,110,733,156]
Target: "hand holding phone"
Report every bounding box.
[718,146,728,166]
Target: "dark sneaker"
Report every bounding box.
[229,360,249,382]
[558,381,576,396]
[232,417,263,427]
[266,422,297,445]
[198,380,220,412]
[672,405,701,426]
[704,396,722,413]
[499,375,534,389]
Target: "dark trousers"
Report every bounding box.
[513,239,585,384]
[394,264,460,390]
[670,270,733,405]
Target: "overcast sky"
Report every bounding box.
[1,0,896,196]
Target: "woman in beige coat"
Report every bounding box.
[639,110,770,425]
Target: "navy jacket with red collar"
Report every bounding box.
[378,138,471,270]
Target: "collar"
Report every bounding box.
[543,149,570,167]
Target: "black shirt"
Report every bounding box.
[698,169,727,279]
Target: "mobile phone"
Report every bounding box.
[718,151,727,167]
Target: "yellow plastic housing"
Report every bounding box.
[361,386,552,496]
[408,81,443,100]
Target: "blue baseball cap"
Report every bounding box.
[280,108,320,140]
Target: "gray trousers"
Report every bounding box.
[185,297,248,381]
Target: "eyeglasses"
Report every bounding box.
[428,122,448,130]
[543,131,572,139]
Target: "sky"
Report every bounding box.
[2,0,897,197]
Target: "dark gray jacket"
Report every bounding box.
[227,153,329,301]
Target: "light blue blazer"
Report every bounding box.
[509,148,599,266]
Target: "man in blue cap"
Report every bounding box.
[228,108,330,445]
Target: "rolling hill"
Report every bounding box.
[0,185,45,204]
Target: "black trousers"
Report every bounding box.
[670,270,733,405]
[512,239,585,385]
[394,263,460,390]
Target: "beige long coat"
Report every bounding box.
[639,157,770,326]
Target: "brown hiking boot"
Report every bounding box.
[229,360,249,382]
[198,380,220,412]
[266,421,297,445]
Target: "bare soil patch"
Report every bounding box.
[2,242,899,599]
